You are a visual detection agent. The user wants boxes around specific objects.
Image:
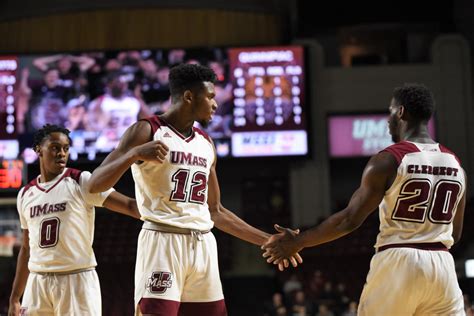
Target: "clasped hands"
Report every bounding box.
[262,224,304,271]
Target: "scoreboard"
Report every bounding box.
[227,46,308,157]
[0,56,17,138]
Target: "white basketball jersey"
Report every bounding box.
[99,94,141,132]
[17,168,114,272]
[131,116,215,230]
[375,141,466,249]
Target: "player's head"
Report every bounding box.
[169,63,218,127]
[388,83,435,142]
[33,124,72,176]
[105,70,128,97]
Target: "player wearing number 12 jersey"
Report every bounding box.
[88,63,302,316]
[262,83,467,316]
[9,124,139,316]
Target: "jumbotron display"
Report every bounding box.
[0,45,309,162]
[328,113,436,158]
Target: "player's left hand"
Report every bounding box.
[262,224,304,271]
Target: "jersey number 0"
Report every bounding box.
[39,217,61,248]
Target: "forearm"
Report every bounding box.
[212,205,270,246]
[89,151,137,193]
[10,246,30,303]
[103,195,141,219]
[296,209,361,249]
[33,55,62,71]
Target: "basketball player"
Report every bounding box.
[87,70,151,152]
[88,63,302,316]
[262,83,467,315]
[9,124,140,316]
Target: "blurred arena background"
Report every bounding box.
[1,0,474,315]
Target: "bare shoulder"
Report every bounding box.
[367,151,398,173]
[116,120,152,151]
[363,151,399,189]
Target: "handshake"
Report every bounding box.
[261,224,304,271]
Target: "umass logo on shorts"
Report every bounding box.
[146,271,173,294]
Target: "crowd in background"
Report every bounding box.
[14,49,232,160]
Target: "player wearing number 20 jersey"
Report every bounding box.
[17,168,114,273]
[376,141,466,249]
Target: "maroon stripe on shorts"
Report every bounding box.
[139,298,180,315]
[179,299,227,316]
[377,242,448,253]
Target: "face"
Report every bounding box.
[192,81,218,128]
[108,77,127,97]
[388,97,402,143]
[57,58,72,74]
[36,132,70,178]
[44,69,59,88]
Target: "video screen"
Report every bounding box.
[0,46,309,162]
[328,113,436,158]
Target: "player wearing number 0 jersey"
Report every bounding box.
[17,168,113,273]
[88,63,302,316]
[262,83,467,316]
[9,124,139,316]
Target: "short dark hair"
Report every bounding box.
[392,83,435,122]
[168,63,216,99]
[33,124,71,148]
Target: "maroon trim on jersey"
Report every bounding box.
[179,300,227,316]
[377,242,448,253]
[35,168,82,193]
[159,116,196,142]
[21,178,38,198]
[139,298,180,315]
[65,168,82,182]
[140,115,163,140]
[439,144,462,165]
[380,141,420,165]
[193,127,212,144]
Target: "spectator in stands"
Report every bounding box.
[32,54,95,93]
[341,301,358,316]
[135,60,171,114]
[205,60,232,137]
[283,274,303,297]
[306,270,326,300]
[18,67,74,133]
[317,281,338,309]
[290,290,314,316]
[87,70,152,151]
[334,282,350,314]
[315,303,334,316]
[263,292,287,316]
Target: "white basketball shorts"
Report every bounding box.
[358,247,464,316]
[21,269,101,316]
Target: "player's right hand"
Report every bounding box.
[8,300,20,316]
[133,140,169,163]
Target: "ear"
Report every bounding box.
[398,105,405,119]
[183,90,193,104]
[35,145,42,157]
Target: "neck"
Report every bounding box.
[402,123,435,143]
[161,107,194,137]
[39,164,63,183]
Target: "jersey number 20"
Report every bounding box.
[392,179,462,223]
